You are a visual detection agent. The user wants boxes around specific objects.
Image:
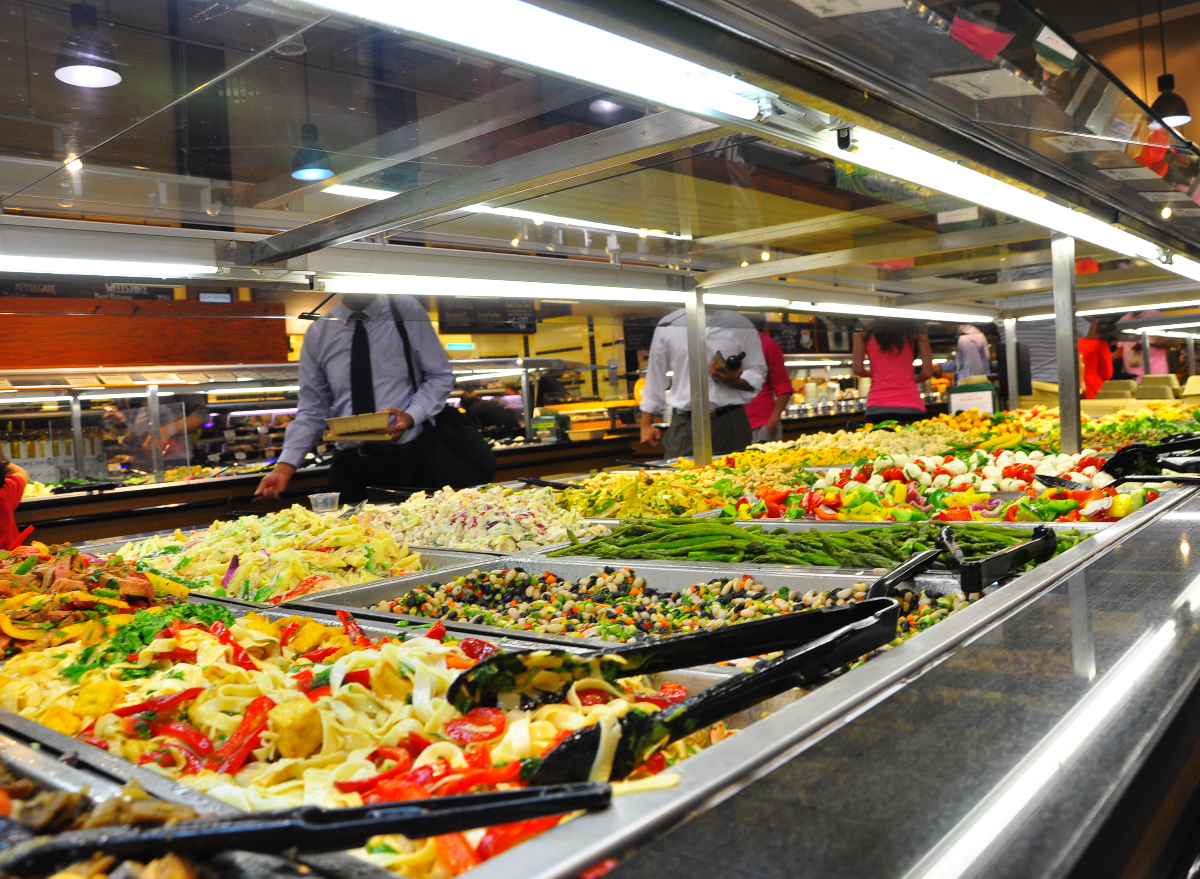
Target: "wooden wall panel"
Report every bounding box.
[0,298,288,368]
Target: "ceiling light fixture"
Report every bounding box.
[0,256,218,277]
[1149,0,1191,129]
[785,360,844,367]
[790,300,995,323]
[292,57,333,181]
[55,4,121,88]
[298,0,772,120]
[1018,297,1200,321]
[321,273,693,304]
[760,250,771,261]
[324,184,396,200]
[466,204,690,240]
[704,294,792,308]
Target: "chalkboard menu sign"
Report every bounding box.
[437,298,536,334]
[771,321,818,355]
[0,280,175,300]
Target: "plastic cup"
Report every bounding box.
[309,492,340,513]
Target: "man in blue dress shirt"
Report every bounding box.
[255,293,456,503]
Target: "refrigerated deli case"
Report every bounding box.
[8,487,1197,879]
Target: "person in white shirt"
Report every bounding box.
[638,309,767,458]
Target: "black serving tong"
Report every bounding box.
[518,477,582,491]
[616,459,674,470]
[1101,435,1200,478]
[529,604,898,786]
[1035,472,1200,491]
[867,526,1056,600]
[50,481,116,495]
[447,598,898,712]
[938,525,1057,596]
[0,783,610,874]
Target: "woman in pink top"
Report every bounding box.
[852,318,934,425]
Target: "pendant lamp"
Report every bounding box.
[1148,0,1190,129]
[291,56,332,181]
[55,4,120,88]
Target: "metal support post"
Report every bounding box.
[1051,233,1082,454]
[146,384,165,482]
[1189,336,1197,377]
[684,284,712,466]
[69,394,86,480]
[519,365,534,442]
[1003,317,1019,411]
[1141,331,1153,376]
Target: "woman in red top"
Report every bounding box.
[1078,317,1113,399]
[852,318,934,425]
[0,455,29,551]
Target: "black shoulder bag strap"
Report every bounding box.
[387,295,421,395]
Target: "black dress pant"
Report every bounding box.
[330,445,419,504]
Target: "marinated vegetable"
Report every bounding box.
[368,485,608,551]
[0,544,189,658]
[115,506,421,603]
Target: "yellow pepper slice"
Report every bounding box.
[0,615,43,640]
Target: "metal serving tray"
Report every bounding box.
[291,557,957,649]
[0,717,396,879]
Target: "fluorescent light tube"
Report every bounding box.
[704,293,794,308]
[794,126,1200,286]
[795,301,995,323]
[0,256,218,278]
[785,360,843,366]
[78,391,177,400]
[0,396,70,404]
[298,0,771,121]
[207,386,300,396]
[465,205,690,240]
[323,274,690,304]
[324,184,396,200]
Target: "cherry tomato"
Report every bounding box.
[576,689,612,706]
[444,707,507,743]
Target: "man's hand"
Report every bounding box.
[377,408,415,440]
[765,415,782,436]
[255,463,295,500]
[709,362,754,391]
[640,423,663,445]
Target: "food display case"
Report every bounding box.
[3,478,1194,879]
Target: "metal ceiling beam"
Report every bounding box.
[900,266,1168,305]
[694,222,1046,289]
[696,202,926,247]
[233,111,723,267]
[1001,279,1200,319]
[880,243,1109,281]
[250,79,597,210]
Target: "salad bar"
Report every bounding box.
[4,408,1200,879]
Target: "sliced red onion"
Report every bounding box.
[977,508,1006,519]
[220,555,240,590]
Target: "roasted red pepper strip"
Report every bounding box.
[208,621,258,671]
[153,721,213,755]
[342,669,371,689]
[458,638,498,661]
[268,574,331,606]
[426,620,446,642]
[333,748,413,793]
[137,749,176,768]
[633,751,667,776]
[207,695,274,775]
[337,610,366,643]
[300,647,341,663]
[173,746,205,776]
[78,736,109,751]
[576,689,612,706]
[112,687,204,719]
[476,816,563,861]
[279,622,302,647]
[306,687,332,702]
[434,833,481,875]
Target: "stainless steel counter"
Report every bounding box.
[509,486,1200,879]
[455,486,1194,879]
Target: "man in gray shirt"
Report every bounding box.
[940,324,992,383]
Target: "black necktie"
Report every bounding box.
[349,311,376,414]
